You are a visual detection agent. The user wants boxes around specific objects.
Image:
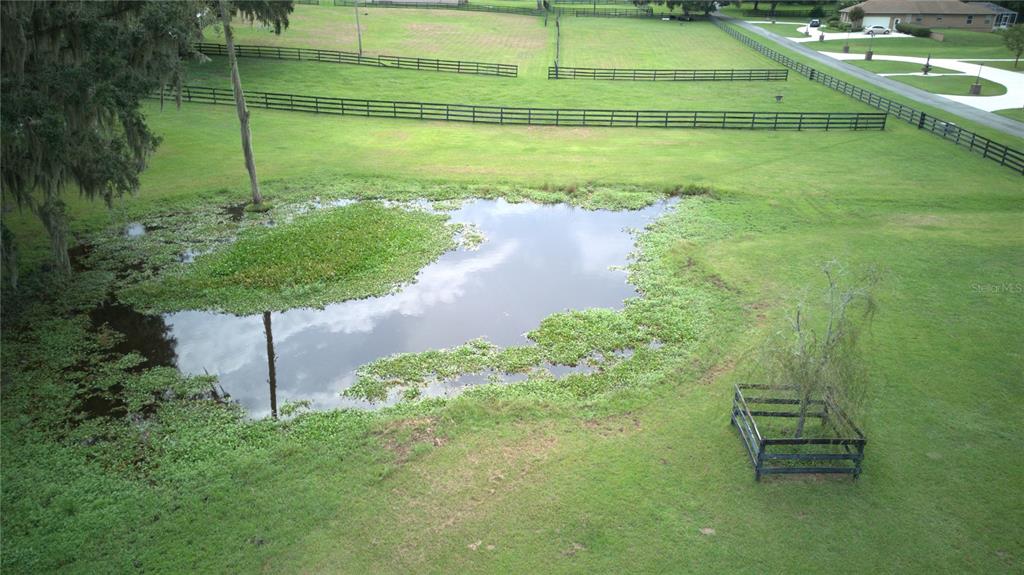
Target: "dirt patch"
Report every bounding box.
[699,358,736,386]
[890,213,947,228]
[562,542,587,557]
[375,416,446,464]
[389,427,562,554]
[746,300,772,326]
[404,22,460,34]
[582,411,642,437]
[706,273,739,293]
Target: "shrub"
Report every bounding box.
[747,262,880,438]
[665,184,715,198]
[897,22,932,37]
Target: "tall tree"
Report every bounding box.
[1,1,205,277]
[1001,24,1024,68]
[212,0,293,208]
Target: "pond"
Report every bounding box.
[123,199,672,418]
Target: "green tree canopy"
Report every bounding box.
[1,0,206,276]
[1001,24,1024,68]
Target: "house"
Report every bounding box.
[967,2,1018,28]
[839,0,1003,31]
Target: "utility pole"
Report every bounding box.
[354,0,363,56]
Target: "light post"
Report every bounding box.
[970,63,983,95]
[922,53,932,75]
[843,29,850,53]
[865,30,874,60]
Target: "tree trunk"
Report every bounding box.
[795,392,810,438]
[39,195,70,275]
[1,222,18,290]
[219,0,263,206]
[263,311,278,419]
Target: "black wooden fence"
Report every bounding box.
[732,385,866,480]
[557,7,654,17]
[548,66,788,81]
[331,0,545,16]
[714,19,1024,175]
[741,8,819,18]
[162,85,887,130]
[330,0,657,17]
[194,42,517,77]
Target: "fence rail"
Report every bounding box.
[732,385,866,481]
[548,66,788,81]
[714,19,1024,175]
[331,0,545,15]
[160,85,886,130]
[330,0,657,17]
[194,42,517,77]
[741,8,819,18]
[557,7,654,17]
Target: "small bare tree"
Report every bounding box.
[756,262,878,438]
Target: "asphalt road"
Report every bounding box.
[723,17,1024,140]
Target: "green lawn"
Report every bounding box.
[227,5,554,75]
[814,28,1015,59]
[995,107,1024,122]
[888,73,1008,96]
[3,10,1024,575]
[183,54,851,109]
[559,18,772,68]
[846,59,959,74]
[960,59,1024,73]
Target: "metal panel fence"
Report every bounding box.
[713,19,1024,175]
[548,66,788,81]
[160,85,887,130]
[194,42,517,77]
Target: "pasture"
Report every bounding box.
[2,5,1022,574]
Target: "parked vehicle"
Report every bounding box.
[865,25,891,35]
[809,19,821,28]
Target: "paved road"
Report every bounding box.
[822,51,1024,112]
[724,17,1024,140]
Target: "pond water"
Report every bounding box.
[121,199,672,418]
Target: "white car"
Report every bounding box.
[864,25,891,35]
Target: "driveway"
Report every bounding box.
[792,26,912,42]
[724,17,1024,139]
[821,51,1024,112]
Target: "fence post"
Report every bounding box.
[755,438,766,481]
[918,112,926,129]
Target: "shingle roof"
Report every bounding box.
[840,0,998,15]
[967,2,1018,15]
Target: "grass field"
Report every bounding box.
[846,59,959,74]
[559,18,772,68]
[182,53,852,109]
[813,28,1016,59]
[227,6,554,74]
[961,59,1024,73]
[995,107,1024,122]
[888,73,1008,96]
[3,8,1023,574]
